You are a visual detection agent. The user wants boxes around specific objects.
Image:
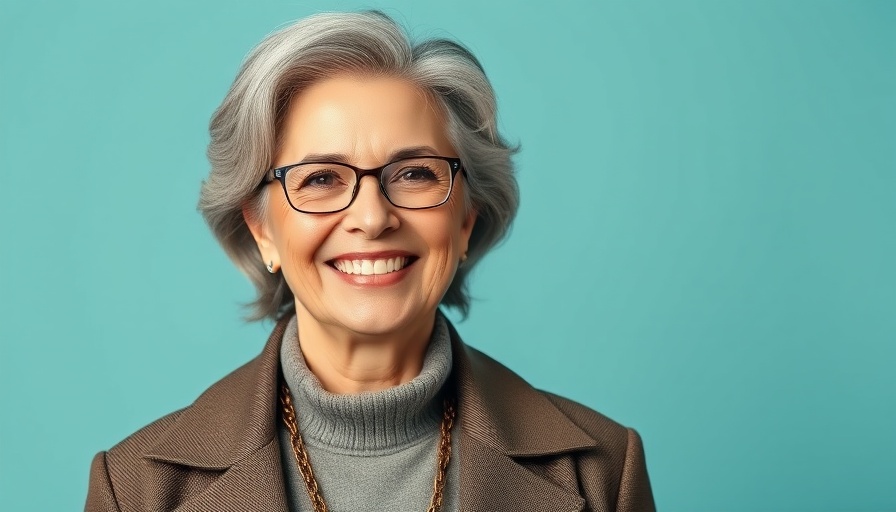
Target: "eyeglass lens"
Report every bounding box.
[283,157,454,212]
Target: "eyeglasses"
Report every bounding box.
[263,156,464,214]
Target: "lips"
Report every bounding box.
[326,251,418,276]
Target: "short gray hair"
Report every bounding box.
[199,11,519,322]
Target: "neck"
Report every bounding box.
[294,305,436,394]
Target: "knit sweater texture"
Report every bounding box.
[278,313,459,512]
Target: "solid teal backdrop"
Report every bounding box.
[1,1,894,510]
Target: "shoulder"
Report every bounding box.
[101,355,259,463]
[538,383,655,511]
[538,391,655,511]
[86,317,291,511]
[459,344,655,510]
[86,408,188,511]
[87,355,266,510]
[461,343,633,451]
[101,407,186,472]
[541,391,631,447]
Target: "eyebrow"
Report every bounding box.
[297,145,444,165]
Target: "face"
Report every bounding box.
[245,75,476,337]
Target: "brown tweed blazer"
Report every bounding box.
[85,316,655,512]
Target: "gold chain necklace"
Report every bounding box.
[279,382,457,512]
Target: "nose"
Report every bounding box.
[341,175,399,238]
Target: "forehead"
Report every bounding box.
[276,74,455,166]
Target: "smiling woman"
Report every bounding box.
[246,75,477,361]
[85,10,654,512]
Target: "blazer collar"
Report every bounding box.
[145,314,596,511]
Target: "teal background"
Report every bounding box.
[1,0,894,510]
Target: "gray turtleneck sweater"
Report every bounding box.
[278,313,460,512]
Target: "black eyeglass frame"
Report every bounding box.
[262,156,465,214]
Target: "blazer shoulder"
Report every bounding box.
[87,408,187,511]
[464,344,629,438]
[459,344,654,510]
[461,343,632,455]
[102,352,264,463]
[103,407,186,465]
[540,391,655,512]
[540,390,631,450]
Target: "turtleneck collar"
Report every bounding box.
[279,313,453,455]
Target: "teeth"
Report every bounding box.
[334,257,409,276]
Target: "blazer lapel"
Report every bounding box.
[460,435,586,512]
[171,438,288,512]
[448,321,597,512]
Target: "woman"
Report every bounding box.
[86,11,654,512]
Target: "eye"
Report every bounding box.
[396,166,439,182]
[298,170,343,189]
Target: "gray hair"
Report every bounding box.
[199,11,519,322]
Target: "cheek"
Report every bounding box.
[270,204,333,278]
[277,224,329,304]
[285,235,315,269]
[419,209,467,270]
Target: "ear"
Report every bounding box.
[459,207,478,254]
[242,203,280,268]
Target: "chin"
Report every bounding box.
[326,308,416,337]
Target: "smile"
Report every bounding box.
[331,256,414,276]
